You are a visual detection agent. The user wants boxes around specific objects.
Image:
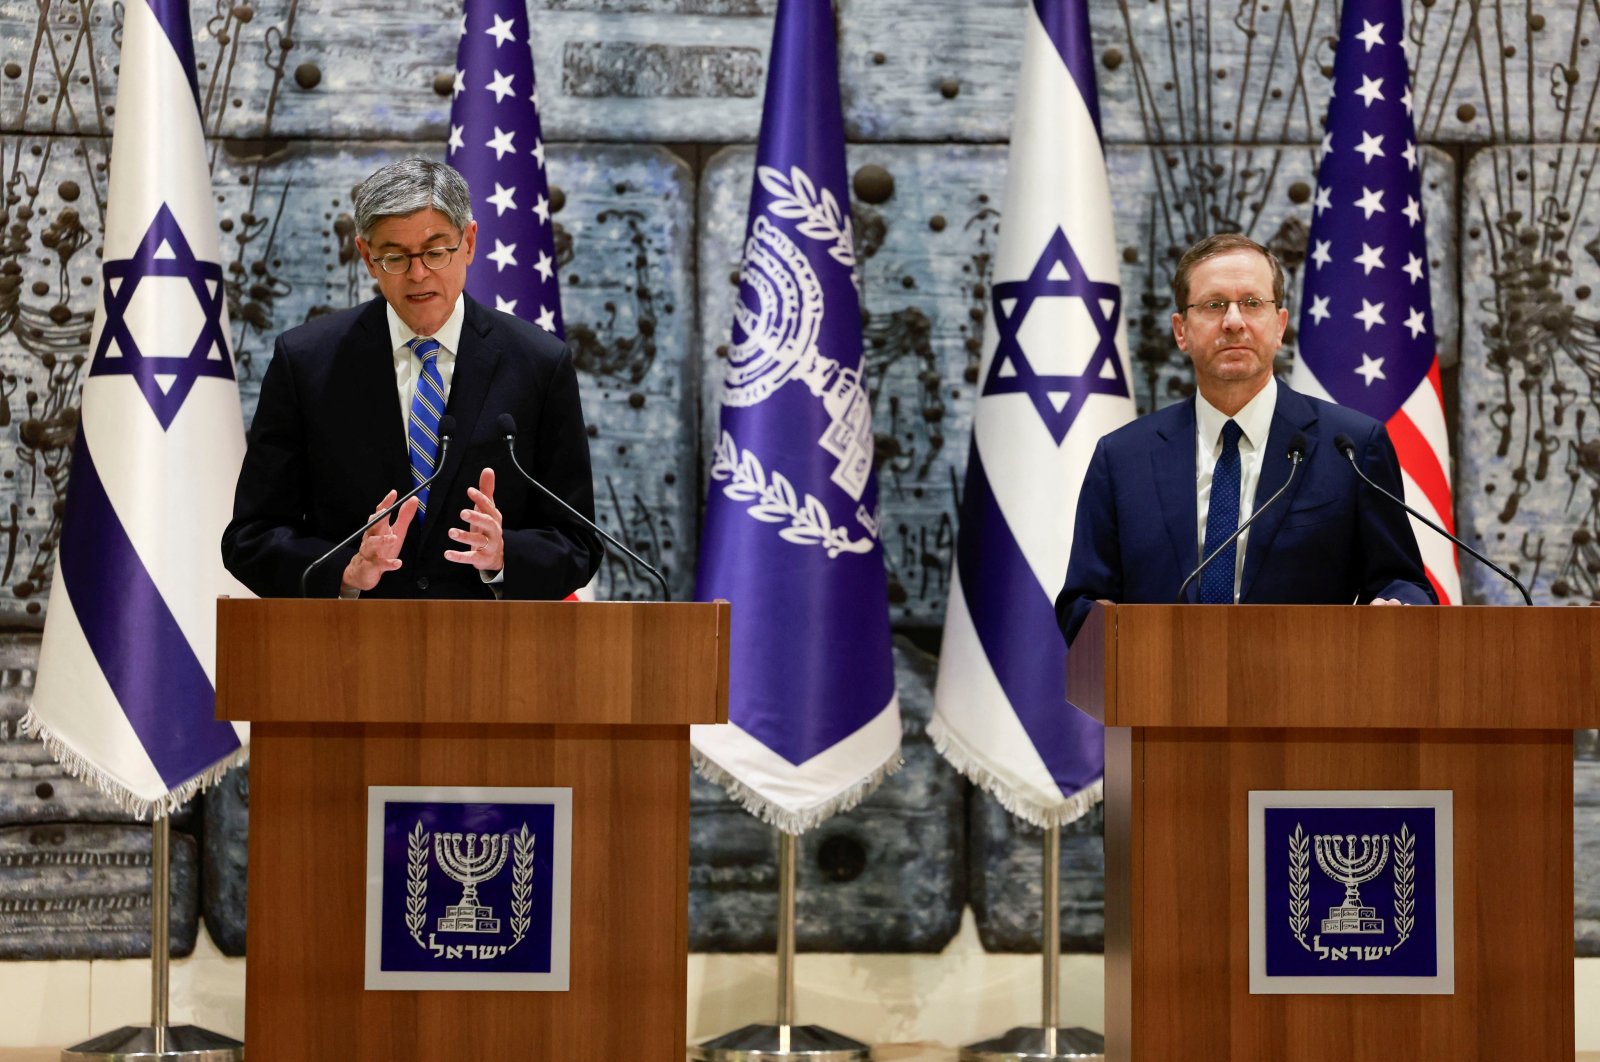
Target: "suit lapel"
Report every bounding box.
[1151,399,1200,601]
[351,299,411,496]
[415,297,500,552]
[1238,385,1317,601]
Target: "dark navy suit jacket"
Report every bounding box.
[222,295,601,600]
[1055,384,1435,642]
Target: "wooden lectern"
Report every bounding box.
[216,598,729,1060]
[1068,603,1600,1062]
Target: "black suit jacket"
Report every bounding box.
[1055,384,1436,642]
[222,295,601,599]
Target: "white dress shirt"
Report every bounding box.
[385,295,464,416]
[1194,377,1278,603]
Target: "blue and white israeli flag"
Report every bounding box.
[691,0,900,834]
[25,0,250,817]
[930,0,1135,827]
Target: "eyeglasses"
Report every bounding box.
[1182,297,1278,320]
[371,243,462,275]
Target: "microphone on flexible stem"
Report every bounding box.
[495,413,672,602]
[1175,432,1309,604]
[298,415,457,598]
[1333,431,1532,605]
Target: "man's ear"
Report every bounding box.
[1171,310,1188,352]
[355,236,378,279]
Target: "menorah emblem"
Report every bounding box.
[1313,832,1390,935]
[434,832,511,934]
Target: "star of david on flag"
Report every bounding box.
[89,202,234,429]
[930,0,1136,827]
[450,0,562,338]
[1293,0,1460,604]
[25,0,251,817]
[985,228,1128,445]
[691,0,900,834]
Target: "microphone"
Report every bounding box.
[297,415,456,597]
[1333,432,1532,605]
[496,413,672,602]
[1176,431,1309,604]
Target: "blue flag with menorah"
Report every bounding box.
[449,0,562,339]
[25,0,251,817]
[929,0,1135,827]
[690,0,900,834]
[1293,0,1460,604]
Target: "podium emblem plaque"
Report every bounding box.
[1248,789,1454,995]
[364,785,573,991]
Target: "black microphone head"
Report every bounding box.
[438,414,457,441]
[1332,432,1356,459]
[496,413,518,439]
[1287,431,1309,460]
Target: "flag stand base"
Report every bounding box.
[60,1024,245,1060]
[958,1025,1104,1061]
[687,1023,868,1060]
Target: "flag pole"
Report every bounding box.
[60,816,245,1061]
[959,823,1104,1061]
[687,829,870,1060]
[1042,823,1061,1051]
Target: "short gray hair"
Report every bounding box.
[353,158,473,241]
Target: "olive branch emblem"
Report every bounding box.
[1393,823,1416,945]
[406,821,429,948]
[757,165,857,270]
[509,824,534,946]
[1288,823,1312,950]
[710,431,874,558]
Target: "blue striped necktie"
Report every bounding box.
[1199,419,1243,604]
[406,336,445,514]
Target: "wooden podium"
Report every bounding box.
[1067,603,1600,1062]
[215,598,729,1060]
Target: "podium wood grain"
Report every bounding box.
[1072,604,1599,1062]
[218,599,729,1061]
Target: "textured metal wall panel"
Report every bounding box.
[0,0,776,143]
[0,822,198,960]
[1456,144,1600,605]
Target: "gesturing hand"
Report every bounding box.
[445,467,504,573]
[341,489,419,592]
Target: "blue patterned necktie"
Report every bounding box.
[406,336,445,514]
[1199,419,1244,604]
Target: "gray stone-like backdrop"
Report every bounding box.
[1,0,1598,960]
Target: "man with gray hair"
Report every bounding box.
[222,158,601,600]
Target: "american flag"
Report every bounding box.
[1294,0,1460,603]
[449,0,562,338]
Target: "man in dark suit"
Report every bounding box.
[222,158,600,599]
[1055,233,1434,643]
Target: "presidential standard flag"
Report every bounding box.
[1294,0,1461,604]
[24,0,250,816]
[691,0,899,833]
[929,0,1136,827]
[450,0,562,339]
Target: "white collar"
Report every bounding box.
[385,294,466,355]
[1196,376,1277,452]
